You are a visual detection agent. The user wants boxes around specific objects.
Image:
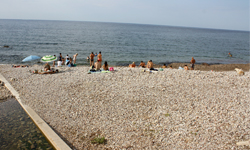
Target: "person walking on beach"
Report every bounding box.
[97,52,102,65]
[190,57,196,70]
[73,53,78,65]
[90,52,95,66]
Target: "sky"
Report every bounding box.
[0,0,249,31]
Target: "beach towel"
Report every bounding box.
[178,66,184,70]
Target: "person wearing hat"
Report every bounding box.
[73,53,78,65]
[129,62,136,68]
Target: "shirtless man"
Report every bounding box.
[190,57,196,70]
[90,52,95,66]
[184,65,189,70]
[73,53,78,64]
[147,60,154,70]
[139,61,145,68]
[94,60,101,70]
[97,52,102,65]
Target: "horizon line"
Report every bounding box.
[0,18,249,32]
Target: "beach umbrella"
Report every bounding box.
[41,55,57,63]
[22,55,41,62]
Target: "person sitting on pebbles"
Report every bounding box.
[169,65,172,69]
[184,65,189,70]
[162,64,167,68]
[95,60,101,70]
[139,61,145,68]
[102,61,109,71]
[129,62,136,68]
[147,60,156,70]
[44,62,51,71]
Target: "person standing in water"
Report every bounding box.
[90,52,95,66]
[73,53,78,65]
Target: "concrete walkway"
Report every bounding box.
[0,73,71,150]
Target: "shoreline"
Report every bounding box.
[5,63,250,72]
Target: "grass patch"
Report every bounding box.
[165,113,170,117]
[91,137,107,144]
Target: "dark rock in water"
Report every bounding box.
[3,45,9,48]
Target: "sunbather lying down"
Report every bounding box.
[12,65,29,68]
[33,69,59,74]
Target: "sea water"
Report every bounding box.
[0,19,249,66]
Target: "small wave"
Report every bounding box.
[34,43,59,45]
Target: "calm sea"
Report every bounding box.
[0,19,249,66]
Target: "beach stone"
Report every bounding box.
[0,64,249,149]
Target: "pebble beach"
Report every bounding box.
[0,64,249,149]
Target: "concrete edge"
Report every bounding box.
[0,73,71,150]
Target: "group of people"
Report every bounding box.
[88,51,109,71]
[128,57,196,70]
[49,51,196,72]
[53,53,78,67]
[129,60,158,71]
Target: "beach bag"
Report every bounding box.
[109,67,114,71]
[159,68,163,71]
